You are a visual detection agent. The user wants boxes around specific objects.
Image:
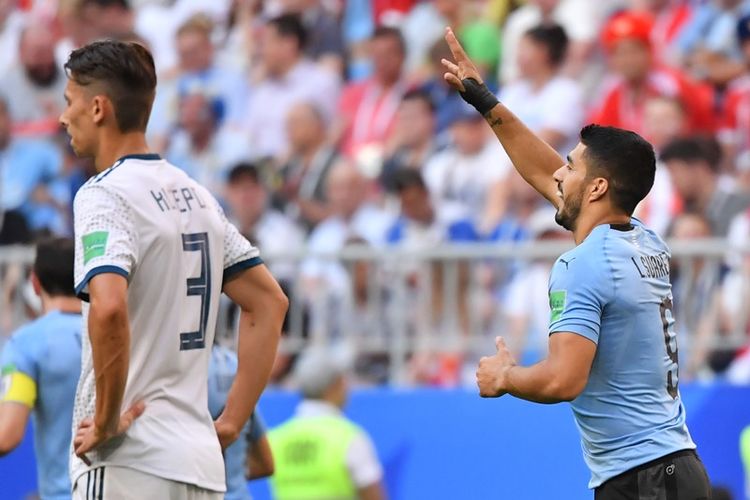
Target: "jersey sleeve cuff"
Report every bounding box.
[223,256,263,283]
[549,323,600,345]
[75,265,129,301]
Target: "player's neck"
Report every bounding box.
[573,211,631,245]
[42,295,82,315]
[94,131,152,173]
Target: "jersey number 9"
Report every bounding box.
[660,297,679,399]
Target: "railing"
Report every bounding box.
[2,239,748,385]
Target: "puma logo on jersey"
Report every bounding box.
[559,257,576,270]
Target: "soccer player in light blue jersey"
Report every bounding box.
[0,238,81,500]
[441,28,712,499]
[208,344,274,500]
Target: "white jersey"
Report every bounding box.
[70,154,261,492]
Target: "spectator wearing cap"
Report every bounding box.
[335,26,408,159]
[275,102,340,231]
[422,101,510,234]
[165,90,252,194]
[0,23,67,138]
[268,349,385,500]
[591,10,716,137]
[628,0,694,66]
[718,14,750,170]
[148,13,249,153]
[244,13,340,160]
[498,24,584,156]
[674,0,750,86]
[661,135,750,236]
[379,89,441,193]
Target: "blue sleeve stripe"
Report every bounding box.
[223,257,263,283]
[549,324,599,345]
[74,265,129,301]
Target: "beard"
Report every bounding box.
[555,187,584,231]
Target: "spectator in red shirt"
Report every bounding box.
[590,10,716,137]
[335,26,407,159]
[718,14,750,170]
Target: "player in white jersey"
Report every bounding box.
[59,40,288,499]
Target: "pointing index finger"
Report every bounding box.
[445,27,469,64]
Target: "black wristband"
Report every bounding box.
[459,78,499,116]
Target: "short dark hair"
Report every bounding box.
[580,124,656,215]
[227,163,261,185]
[267,14,307,51]
[64,40,157,133]
[34,238,75,297]
[402,88,436,113]
[392,169,428,193]
[524,24,569,67]
[372,26,406,55]
[659,136,722,173]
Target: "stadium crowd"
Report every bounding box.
[1,0,750,386]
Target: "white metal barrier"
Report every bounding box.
[1,240,748,385]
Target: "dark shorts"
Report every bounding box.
[595,450,711,500]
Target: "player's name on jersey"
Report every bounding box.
[631,251,670,279]
[150,187,208,213]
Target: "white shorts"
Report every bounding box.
[72,466,223,500]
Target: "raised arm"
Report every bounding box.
[441,27,564,208]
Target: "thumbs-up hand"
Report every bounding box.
[476,337,517,398]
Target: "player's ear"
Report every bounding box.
[30,272,42,298]
[588,177,609,203]
[91,95,106,126]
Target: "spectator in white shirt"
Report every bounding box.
[499,24,584,156]
[423,101,510,234]
[245,13,340,160]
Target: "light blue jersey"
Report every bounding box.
[548,218,695,488]
[0,310,82,500]
[208,345,267,500]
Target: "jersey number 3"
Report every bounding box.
[181,232,211,351]
[660,297,679,399]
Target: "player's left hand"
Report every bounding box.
[476,336,517,398]
[214,417,241,450]
[74,401,145,465]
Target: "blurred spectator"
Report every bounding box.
[0,23,66,138]
[432,0,501,79]
[0,98,62,243]
[502,208,570,364]
[718,14,750,170]
[245,13,340,160]
[423,102,509,234]
[380,88,439,192]
[336,26,406,159]
[629,0,694,66]
[224,163,304,287]
[666,213,727,377]
[674,0,750,86]
[0,0,24,77]
[275,102,339,230]
[500,24,584,155]
[149,14,249,152]
[592,11,716,138]
[386,169,476,346]
[501,0,604,84]
[661,135,750,235]
[268,349,385,500]
[165,90,251,193]
[280,0,346,73]
[300,161,391,337]
[635,96,688,235]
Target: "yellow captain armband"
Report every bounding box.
[0,366,37,408]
